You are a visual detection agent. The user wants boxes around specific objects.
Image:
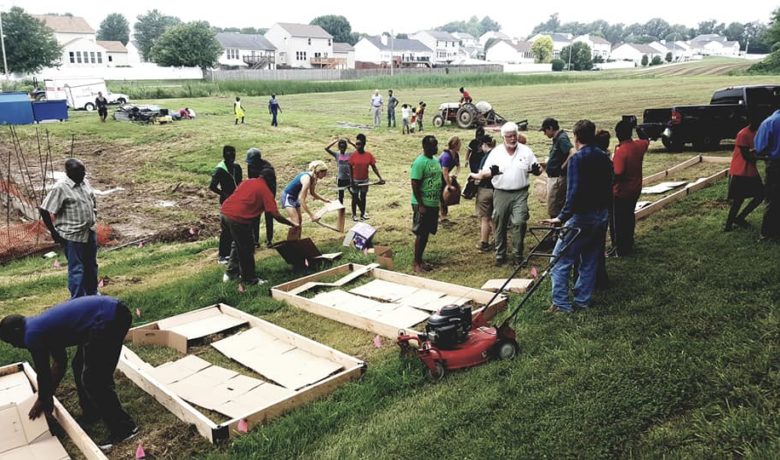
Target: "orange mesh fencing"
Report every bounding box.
[0,221,115,263]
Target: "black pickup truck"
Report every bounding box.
[639,85,780,152]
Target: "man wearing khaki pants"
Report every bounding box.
[540,118,575,218]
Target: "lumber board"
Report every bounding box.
[641,155,702,185]
[701,155,731,164]
[283,263,378,295]
[635,168,727,220]
[481,278,534,294]
[271,263,354,292]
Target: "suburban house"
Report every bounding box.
[264,23,333,68]
[573,34,611,60]
[34,14,126,68]
[215,32,276,69]
[479,31,510,48]
[452,32,479,48]
[353,35,433,68]
[410,30,460,64]
[452,32,481,59]
[610,43,664,64]
[528,32,573,58]
[485,39,534,64]
[333,42,355,69]
[688,34,740,57]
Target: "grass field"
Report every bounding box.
[1,67,779,458]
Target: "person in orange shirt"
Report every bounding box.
[725,115,764,231]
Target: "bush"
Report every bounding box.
[641,55,649,67]
[651,56,663,66]
[551,59,565,71]
[749,50,780,73]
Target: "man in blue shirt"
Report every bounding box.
[754,109,780,240]
[268,94,282,127]
[0,296,137,451]
[543,120,613,313]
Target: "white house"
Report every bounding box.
[688,35,740,57]
[610,43,664,64]
[479,31,510,48]
[264,23,333,68]
[215,33,276,69]
[528,33,572,58]
[485,39,534,64]
[452,32,478,48]
[34,14,129,68]
[354,35,433,67]
[574,34,611,59]
[333,42,355,69]
[410,30,460,64]
[452,32,481,59]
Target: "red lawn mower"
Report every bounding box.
[397,226,580,380]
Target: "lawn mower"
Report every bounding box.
[397,226,580,380]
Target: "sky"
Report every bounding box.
[6,0,779,39]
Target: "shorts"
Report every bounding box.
[281,192,300,209]
[350,179,369,195]
[728,175,764,200]
[476,187,494,218]
[412,204,439,236]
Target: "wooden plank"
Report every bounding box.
[18,363,107,460]
[116,347,219,443]
[635,168,727,220]
[641,155,702,185]
[701,155,731,164]
[481,278,534,294]
[271,264,353,292]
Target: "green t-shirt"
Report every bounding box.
[410,154,442,207]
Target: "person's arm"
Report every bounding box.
[298,175,317,221]
[739,144,757,163]
[370,164,385,184]
[209,169,222,195]
[39,208,64,245]
[325,140,339,159]
[451,153,461,178]
[270,210,297,227]
[29,347,66,419]
[411,179,426,213]
[441,166,452,187]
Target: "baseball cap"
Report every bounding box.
[539,117,559,131]
[246,148,262,166]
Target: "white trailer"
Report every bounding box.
[42,78,129,111]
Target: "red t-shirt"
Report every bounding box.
[729,127,758,177]
[612,139,649,199]
[348,151,376,181]
[220,178,278,224]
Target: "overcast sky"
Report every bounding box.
[7,0,779,38]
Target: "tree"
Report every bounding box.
[532,13,561,34]
[650,55,663,66]
[437,16,501,38]
[0,7,60,74]
[310,15,353,44]
[697,20,717,35]
[665,52,673,62]
[97,13,130,45]
[531,36,554,63]
[551,58,565,71]
[641,54,649,66]
[644,18,671,40]
[560,42,592,70]
[134,9,181,62]
[151,21,222,71]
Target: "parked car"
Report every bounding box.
[639,85,780,152]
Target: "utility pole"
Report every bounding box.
[0,8,8,80]
[390,29,394,77]
[567,42,572,71]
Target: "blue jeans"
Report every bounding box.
[550,210,608,312]
[63,231,99,298]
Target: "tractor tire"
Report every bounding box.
[425,361,445,381]
[493,340,518,360]
[432,114,445,128]
[456,104,478,129]
[84,102,95,112]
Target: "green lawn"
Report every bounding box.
[1,71,778,459]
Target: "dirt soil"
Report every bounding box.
[0,133,219,248]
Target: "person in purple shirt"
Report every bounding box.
[0,296,137,451]
[438,136,461,222]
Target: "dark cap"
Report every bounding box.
[246,148,262,166]
[539,117,559,132]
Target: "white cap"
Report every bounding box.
[500,122,519,136]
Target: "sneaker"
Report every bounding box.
[223,273,238,283]
[99,425,139,452]
[360,214,370,221]
[217,257,229,265]
[352,215,359,222]
[478,242,491,252]
[265,241,274,249]
[494,257,506,266]
[546,305,572,314]
[242,278,267,286]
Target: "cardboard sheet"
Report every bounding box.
[635,201,652,211]
[313,290,429,329]
[211,328,344,390]
[349,279,418,302]
[641,181,687,194]
[0,372,34,405]
[0,395,55,457]
[0,436,69,460]
[150,355,211,385]
[155,307,247,341]
[215,383,295,419]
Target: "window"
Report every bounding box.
[90,51,96,63]
[314,52,321,58]
[308,38,312,45]
[97,52,103,63]
[328,39,332,46]
[76,51,82,63]
[69,52,75,63]
[108,55,113,62]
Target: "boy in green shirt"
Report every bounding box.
[410,135,442,273]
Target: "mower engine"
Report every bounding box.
[424,305,472,349]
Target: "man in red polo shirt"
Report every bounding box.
[347,133,385,221]
[221,164,298,285]
[609,119,649,256]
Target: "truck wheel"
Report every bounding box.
[84,102,95,112]
[662,136,683,153]
[117,98,127,105]
[456,104,477,129]
[432,115,445,128]
[35,94,46,102]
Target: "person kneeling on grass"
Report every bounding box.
[411,135,443,273]
[281,160,331,230]
[0,296,137,452]
[221,163,298,286]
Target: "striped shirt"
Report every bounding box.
[40,177,97,243]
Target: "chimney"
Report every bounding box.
[380,34,388,46]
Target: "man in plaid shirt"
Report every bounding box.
[40,159,98,298]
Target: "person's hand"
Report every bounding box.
[541,217,562,227]
[418,206,427,215]
[377,179,386,185]
[28,398,50,420]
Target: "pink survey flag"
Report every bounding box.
[135,443,146,459]
[135,308,141,318]
[238,284,245,293]
[98,278,104,289]
[372,335,382,348]
[138,241,144,248]
[530,266,538,279]
[237,419,248,433]
[52,259,61,268]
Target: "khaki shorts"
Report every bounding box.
[546,175,567,218]
[476,187,494,218]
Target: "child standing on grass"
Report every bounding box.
[325,138,356,204]
[234,97,245,125]
[416,101,426,132]
[348,133,386,221]
[401,104,411,134]
[410,107,417,134]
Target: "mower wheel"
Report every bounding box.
[494,340,518,360]
[432,114,445,128]
[425,361,445,381]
